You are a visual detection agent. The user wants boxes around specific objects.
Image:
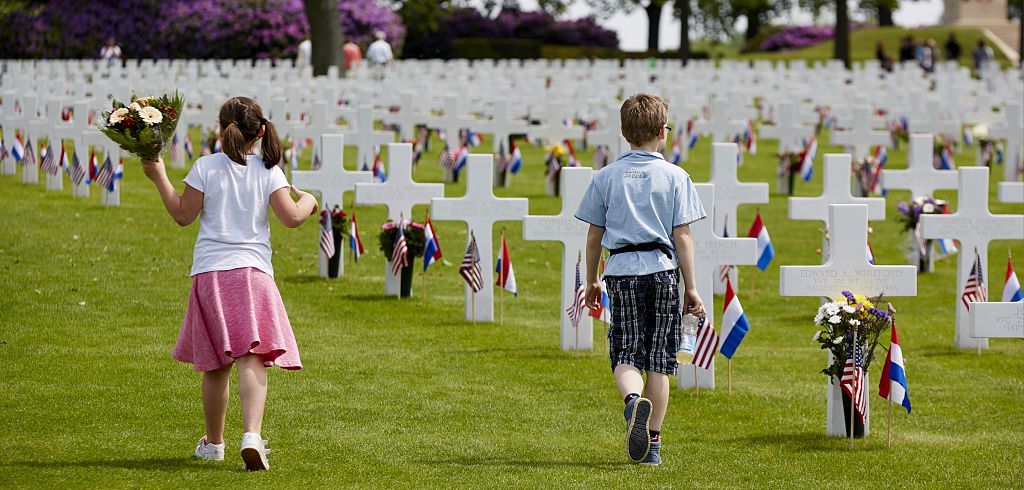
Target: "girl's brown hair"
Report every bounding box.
[218,96,281,169]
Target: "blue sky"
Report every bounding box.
[512,0,945,51]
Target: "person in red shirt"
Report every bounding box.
[343,41,362,72]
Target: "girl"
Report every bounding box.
[142,96,318,471]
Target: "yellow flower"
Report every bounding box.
[853,294,874,309]
[134,96,155,107]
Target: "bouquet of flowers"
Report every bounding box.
[99,93,184,160]
[812,291,895,379]
[887,114,909,148]
[852,154,884,196]
[776,151,803,195]
[896,196,950,232]
[320,206,349,238]
[378,220,426,257]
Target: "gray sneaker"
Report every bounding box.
[623,397,652,463]
[640,439,661,466]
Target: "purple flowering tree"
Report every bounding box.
[0,0,404,60]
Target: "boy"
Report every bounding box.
[574,93,706,466]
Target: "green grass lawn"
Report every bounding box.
[736,26,1012,68]
[0,124,1022,487]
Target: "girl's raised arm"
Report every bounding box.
[142,156,203,226]
[270,185,318,228]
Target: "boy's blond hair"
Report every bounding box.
[620,93,668,146]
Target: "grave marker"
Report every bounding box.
[919,167,1024,349]
[987,103,1023,183]
[355,143,444,296]
[523,167,594,351]
[831,106,890,160]
[881,134,958,197]
[432,154,529,322]
[970,302,1024,339]
[706,143,769,294]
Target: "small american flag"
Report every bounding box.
[0,138,7,162]
[692,317,719,370]
[319,209,335,260]
[495,142,510,173]
[437,146,456,170]
[94,155,114,190]
[312,151,321,171]
[565,254,587,328]
[40,143,58,174]
[390,221,409,275]
[459,232,484,292]
[546,152,560,180]
[840,335,866,423]
[70,151,85,185]
[169,133,181,162]
[22,138,35,167]
[962,248,987,311]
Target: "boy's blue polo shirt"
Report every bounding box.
[574,150,706,277]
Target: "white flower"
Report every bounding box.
[108,108,128,124]
[139,106,163,125]
[842,304,856,314]
[913,196,926,205]
[813,331,821,341]
[833,336,843,344]
[850,319,861,326]
[923,203,935,214]
[814,312,825,324]
[129,102,142,112]
[828,315,841,324]
[825,303,841,316]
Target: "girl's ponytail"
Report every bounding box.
[221,121,249,166]
[260,119,282,169]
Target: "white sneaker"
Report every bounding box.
[194,436,225,461]
[240,432,270,471]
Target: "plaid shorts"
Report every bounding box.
[605,270,682,375]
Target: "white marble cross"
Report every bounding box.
[706,142,769,295]
[81,126,122,207]
[432,154,529,322]
[289,100,341,164]
[780,204,918,437]
[678,184,757,390]
[881,133,958,197]
[431,95,474,150]
[759,102,810,152]
[920,167,1024,349]
[988,103,1023,183]
[388,91,419,142]
[523,166,594,351]
[477,98,527,155]
[970,302,1024,339]
[52,100,90,197]
[831,106,890,160]
[0,91,23,175]
[292,134,373,278]
[532,101,582,145]
[25,95,51,186]
[790,154,886,223]
[345,104,394,171]
[355,143,444,296]
[998,182,1024,203]
[696,98,745,143]
[910,96,959,137]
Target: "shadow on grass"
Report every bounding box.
[417,457,626,471]
[1,456,233,472]
[731,432,888,453]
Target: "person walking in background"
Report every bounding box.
[343,40,362,73]
[898,36,915,64]
[920,39,937,73]
[972,40,993,75]
[100,37,121,68]
[944,33,962,62]
[297,35,312,68]
[876,41,893,72]
[366,31,393,80]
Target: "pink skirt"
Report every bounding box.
[173,267,302,372]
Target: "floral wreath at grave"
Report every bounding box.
[378,220,427,257]
[812,291,895,380]
[319,206,350,238]
[99,92,184,160]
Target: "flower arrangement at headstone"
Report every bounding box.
[896,197,953,273]
[378,220,426,296]
[812,292,895,438]
[776,151,802,195]
[887,114,909,150]
[932,135,957,170]
[543,142,569,197]
[99,93,184,160]
[320,206,349,278]
[970,125,1006,168]
[851,153,884,198]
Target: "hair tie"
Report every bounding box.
[260,117,268,125]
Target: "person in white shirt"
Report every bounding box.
[297,36,312,68]
[366,31,393,80]
[100,37,121,67]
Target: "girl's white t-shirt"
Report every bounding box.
[183,153,290,277]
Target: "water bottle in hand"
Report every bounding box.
[677,313,702,362]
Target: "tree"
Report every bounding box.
[675,0,691,64]
[694,0,792,40]
[834,0,850,68]
[303,0,344,76]
[859,0,898,26]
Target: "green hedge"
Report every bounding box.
[449,37,709,60]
